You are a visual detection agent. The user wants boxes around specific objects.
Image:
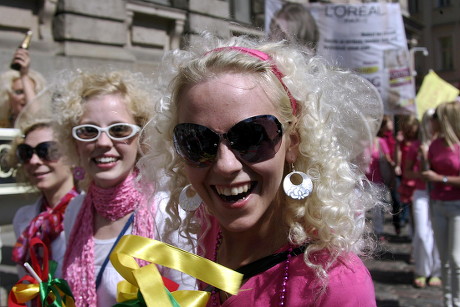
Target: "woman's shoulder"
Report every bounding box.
[63,192,86,237]
[429,137,445,149]
[66,193,85,215]
[12,199,41,236]
[319,253,375,306]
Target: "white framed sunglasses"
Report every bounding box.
[72,123,141,142]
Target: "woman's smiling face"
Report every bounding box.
[23,126,72,193]
[75,94,139,188]
[177,73,296,232]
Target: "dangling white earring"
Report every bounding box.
[283,165,313,200]
[179,184,202,211]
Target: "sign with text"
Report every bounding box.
[265,2,415,115]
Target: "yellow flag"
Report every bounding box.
[415,70,459,119]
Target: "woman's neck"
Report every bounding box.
[217,214,289,270]
[42,176,74,209]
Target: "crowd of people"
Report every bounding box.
[364,102,460,306]
[2,32,460,307]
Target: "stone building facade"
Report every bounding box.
[0,0,265,80]
[409,0,460,88]
[0,0,268,226]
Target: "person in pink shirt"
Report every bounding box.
[365,121,395,241]
[404,109,441,289]
[422,101,460,307]
[140,34,384,306]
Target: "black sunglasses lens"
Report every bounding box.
[173,124,219,167]
[36,142,60,161]
[228,115,282,163]
[17,142,60,163]
[17,144,33,163]
[174,115,283,166]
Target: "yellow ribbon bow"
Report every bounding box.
[110,235,243,307]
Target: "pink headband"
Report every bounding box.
[208,47,298,115]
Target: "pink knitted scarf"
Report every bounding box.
[62,171,154,306]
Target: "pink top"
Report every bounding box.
[200,220,376,306]
[365,138,390,184]
[405,140,426,191]
[382,131,396,160]
[428,137,460,201]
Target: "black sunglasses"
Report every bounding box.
[173,115,284,167]
[16,141,61,164]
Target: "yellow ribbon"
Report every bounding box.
[110,235,243,307]
[11,283,75,307]
[11,283,39,304]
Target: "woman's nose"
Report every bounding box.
[28,152,42,164]
[95,131,113,147]
[213,142,243,176]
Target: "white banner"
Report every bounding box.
[266,2,415,115]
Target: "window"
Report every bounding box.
[434,0,451,8]
[438,36,454,70]
[231,0,251,24]
[409,0,419,14]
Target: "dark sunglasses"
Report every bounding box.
[16,141,61,164]
[173,115,284,167]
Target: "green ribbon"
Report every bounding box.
[39,260,75,307]
[113,287,181,307]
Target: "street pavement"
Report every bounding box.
[0,214,444,307]
[365,214,443,307]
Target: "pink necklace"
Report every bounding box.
[211,231,292,306]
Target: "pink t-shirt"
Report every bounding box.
[200,221,376,306]
[382,130,396,160]
[428,137,460,200]
[365,137,390,184]
[405,140,426,191]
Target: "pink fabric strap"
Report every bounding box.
[209,46,298,115]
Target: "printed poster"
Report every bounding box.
[265,2,416,115]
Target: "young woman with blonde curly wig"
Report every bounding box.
[51,70,194,306]
[138,34,384,306]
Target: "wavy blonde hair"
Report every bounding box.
[139,34,384,280]
[435,100,460,148]
[51,69,158,189]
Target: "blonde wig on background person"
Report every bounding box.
[435,100,460,148]
[138,33,385,281]
[50,69,157,190]
[0,69,46,127]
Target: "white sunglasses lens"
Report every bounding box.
[75,126,99,140]
[108,124,136,139]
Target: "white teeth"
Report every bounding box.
[95,157,117,163]
[216,183,250,196]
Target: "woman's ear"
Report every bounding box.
[285,130,300,164]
